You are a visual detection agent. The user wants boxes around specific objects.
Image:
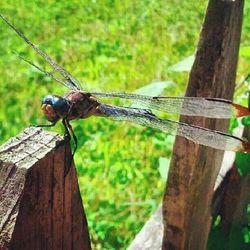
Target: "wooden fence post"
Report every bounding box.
[0,127,91,250]
[162,0,244,249]
[127,145,242,249]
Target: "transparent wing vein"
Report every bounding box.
[99,104,244,151]
[0,14,82,91]
[92,92,236,119]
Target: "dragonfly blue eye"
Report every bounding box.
[42,95,70,113]
[42,95,56,105]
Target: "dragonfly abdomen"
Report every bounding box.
[98,104,155,118]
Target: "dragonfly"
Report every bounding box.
[1,14,250,153]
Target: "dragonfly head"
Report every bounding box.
[41,95,71,123]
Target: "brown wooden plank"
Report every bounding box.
[162,0,244,249]
[0,127,91,250]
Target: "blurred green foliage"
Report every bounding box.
[0,1,250,249]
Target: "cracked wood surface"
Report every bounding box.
[0,127,91,250]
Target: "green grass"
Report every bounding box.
[0,1,250,249]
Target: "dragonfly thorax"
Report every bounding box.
[42,95,71,123]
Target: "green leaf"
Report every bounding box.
[168,55,194,72]
[134,80,175,96]
[158,157,170,181]
[235,153,250,176]
[241,116,250,127]
[229,118,239,133]
[132,81,175,109]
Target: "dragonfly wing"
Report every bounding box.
[15,53,71,88]
[0,14,82,91]
[98,104,250,152]
[92,92,250,118]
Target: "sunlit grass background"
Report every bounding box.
[0,1,250,249]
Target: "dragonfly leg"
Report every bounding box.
[61,119,72,175]
[62,119,78,156]
[34,121,57,128]
[62,119,71,141]
[62,119,78,175]
[66,120,78,156]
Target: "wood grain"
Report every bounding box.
[0,127,91,250]
[162,0,244,249]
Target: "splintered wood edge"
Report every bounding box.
[0,127,65,247]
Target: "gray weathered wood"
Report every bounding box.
[162,0,244,249]
[127,207,163,250]
[0,127,91,250]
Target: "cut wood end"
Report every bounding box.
[0,127,64,169]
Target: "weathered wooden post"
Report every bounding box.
[0,127,91,250]
[162,0,244,249]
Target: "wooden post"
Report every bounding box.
[162,0,244,249]
[0,127,91,250]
